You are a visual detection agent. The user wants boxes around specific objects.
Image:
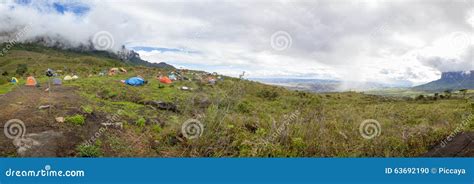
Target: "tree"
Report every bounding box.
[443,89,452,99]
[459,89,468,98]
[415,95,425,101]
[15,64,28,76]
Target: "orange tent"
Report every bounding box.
[159,76,172,84]
[25,76,37,86]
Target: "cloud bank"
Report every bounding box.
[0,0,473,86]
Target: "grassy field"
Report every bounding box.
[366,88,474,98]
[1,45,473,157]
[365,88,429,98]
[67,75,474,157]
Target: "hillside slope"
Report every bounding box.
[0,43,173,78]
[0,46,473,157]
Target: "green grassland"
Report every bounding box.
[365,88,429,98]
[366,88,474,98]
[1,44,473,157]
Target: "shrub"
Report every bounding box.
[236,101,252,113]
[460,89,468,97]
[135,117,146,127]
[415,95,425,101]
[257,89,279,101]
[256,128,267,136]
[297,91,307,98]
[0,76,9,85]
[291,137,305,150]
[152,124,162,134]
[98,88,117,100]
[81,105,93,114]
[76,142,102,157]
[443,90,452,99]
[15,64,28,76]
[65,114,85,126]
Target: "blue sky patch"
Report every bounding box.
[13,0,90,16]
[132,46,200,54]
[53,2,90,15]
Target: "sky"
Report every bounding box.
[0,0,473,87]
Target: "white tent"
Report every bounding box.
[64,75,73,81]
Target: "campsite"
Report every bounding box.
[0,44,473,157]
[1,1,474,183]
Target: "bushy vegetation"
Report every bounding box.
[65,114,85,126]
[0,76,9,85]
[76,142,103,157]
[81,105,94,114]
[135,117,146,127]
[15,64,28,76]
[1,44,473,157]
[256,88,279,100]
[68,72,474,157]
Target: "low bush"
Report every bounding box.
[65,114,85,126]
[135,117,146,127]
[257,89,279,101]
[76,142,102,157]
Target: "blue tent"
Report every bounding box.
[11,77,18,84]
[125,77,146,86]
[169,74,177,81]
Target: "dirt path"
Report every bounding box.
[0,84,97,157]
[424,132,474,157]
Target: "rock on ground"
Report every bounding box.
[12,130,63,157]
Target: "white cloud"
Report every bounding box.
[0,0,473,86]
